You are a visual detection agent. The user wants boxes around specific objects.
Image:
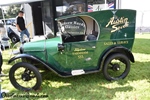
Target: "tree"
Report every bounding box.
[6,4,21,18]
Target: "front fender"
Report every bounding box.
[8,54,40,64]
[8,54,71,77]
[8,54,54,71]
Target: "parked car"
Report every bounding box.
[8,9,136,91]
[5,18,20,44]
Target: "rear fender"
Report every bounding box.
[99,46,134,70]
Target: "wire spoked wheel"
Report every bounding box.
[103,53,130,81]
[9,62,42,91]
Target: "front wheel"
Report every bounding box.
[9,62,42,91]
[103,53,130,81]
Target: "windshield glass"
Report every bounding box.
[58,17,86,36]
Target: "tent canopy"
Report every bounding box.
[0,0,44,6]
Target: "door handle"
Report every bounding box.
[92,46,96,48]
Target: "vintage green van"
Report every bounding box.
[8,9,136,91]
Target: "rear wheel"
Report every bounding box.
[103,53,130,81]
[9,62,42,91]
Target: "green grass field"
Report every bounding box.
[1,33,150,100]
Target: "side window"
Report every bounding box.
[59,17,86,43]
[79,16,99,41]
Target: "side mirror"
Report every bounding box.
[58,43,65,52]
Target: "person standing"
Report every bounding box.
[16,11,30,43]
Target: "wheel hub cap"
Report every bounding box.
[21,73,31,81]
[112,64,120,71]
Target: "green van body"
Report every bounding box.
[9,9,136,77]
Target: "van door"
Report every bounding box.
[60,17,98,70]
[42,1,54,36]
[64,41,97,70]
[31,2,43,35]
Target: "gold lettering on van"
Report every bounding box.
[104,41,128,45]
[74,48,86,52]
[106,17,129,33]
[72,51,88,55]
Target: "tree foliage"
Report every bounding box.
[0,4,21,19]
[6,4,21,18]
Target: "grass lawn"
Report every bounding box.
[0,33,150,100]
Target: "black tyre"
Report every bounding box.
[10,34,19,44]
[9,62,42,91]
[103,53,130,81]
